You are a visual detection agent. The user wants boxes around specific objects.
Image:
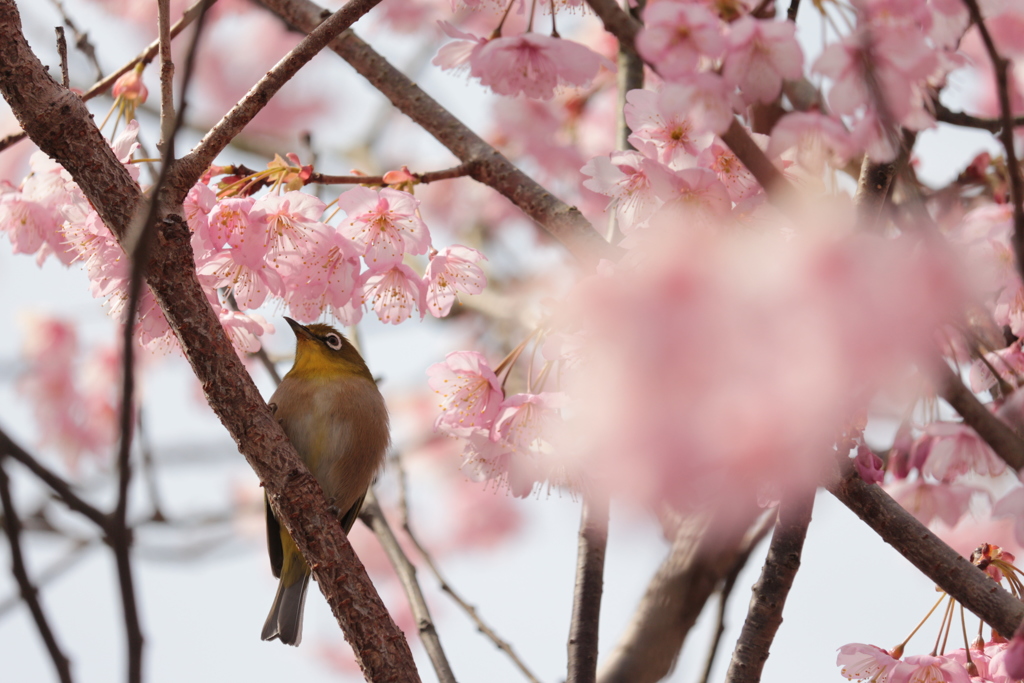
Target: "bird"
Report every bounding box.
[261,317,390,646]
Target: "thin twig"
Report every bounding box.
[172,0,386,190]
[110,6,213,681]
[55,27,69,88]
[0,460,74,683]
[723,491,814,683]
[308,163,474,186]
[937,363,1024,471]
[393,454,542,683]
[0,0,211,155]
[0,540,93,618]
[224,291,282,384]
[567,495,609,683]
[786,0,800,21]
[135,408,166,522]
[933,101,1024,132]
[961,0,1024,285]
[47,0,102,80]
[360,488,457,683]
[157,0,176,154]
[0,427,107,529]
[697,512,776,683]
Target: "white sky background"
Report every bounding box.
[0,0,1008,681]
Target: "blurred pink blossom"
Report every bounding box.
[424,245,488,318]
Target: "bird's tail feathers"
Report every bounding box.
[261,572,310,646]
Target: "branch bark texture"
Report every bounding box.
[723,492,813,683]
[828,465,1024,637]
[567,496,609,683]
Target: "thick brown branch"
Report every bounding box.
[937,363,1024,471]
[828,462,1024,637]
[567,496,609,683]
[961,0,1024,286]
[258,0,620,268]
[597,502,763,683]
[170,0,385,198]
[0,461,74,683]
[0,4,418,679]
[723,492,813,683]
[360,489,456,683]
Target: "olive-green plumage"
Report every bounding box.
[261,317,390,646]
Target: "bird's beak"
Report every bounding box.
[284,317,316,341]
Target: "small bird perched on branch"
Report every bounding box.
[261,317,390,646]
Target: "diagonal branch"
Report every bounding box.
[961,0,1024,285]
[0,3,419,679]
[0,460,74,683]
[169,0,385,198]
[0,427,108,530]
[257,0,620,268]
[827,460,1024,637]
[360,489,457,683]
[937,363,1024,471]
[723,491,813,683]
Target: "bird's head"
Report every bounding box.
[284,317,374,382]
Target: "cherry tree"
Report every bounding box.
[1,0,1024,681]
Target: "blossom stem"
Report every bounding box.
[493,0,517,38]
[960,604,974,669]
[898,592,947,653]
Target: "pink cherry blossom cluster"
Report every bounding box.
[16,315,119,470]
[837,641,1015,683]
[426,350,565,497]
[433,21,613,100]
[0,129,489,354]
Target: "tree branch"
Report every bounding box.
[156,0,176,153]
[307,163,473,186]
[583,0,794,203]
[933,101,1024,132]
[257,0,620,268]
[597,502,763,683]
[0,3,419,678]
[827,461,1024,637]
[170,0,385,198]
[393,453,541,683]
[0,460,74,683]
[360,488,457,683]
[567,495,608,683]
[937,363,1024,471]
[961,0,1024,285]
[0,427,108,530]
[723,491,813,683]
[0,0,212,155]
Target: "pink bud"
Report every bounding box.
[383,166,416,185]
[112,69,148,103]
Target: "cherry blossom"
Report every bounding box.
[470,34,611,101]
[916,422,1006,483]
[722,17,803,105]
[248,190,329,262]
[423,245,488,317]
[837,643,900,683]
[360,263,426,324]
[337,186,431,270]
[427,351,505,436]
[766,112,855,176]
[636,2,724,79]
[625,88,712,167]
[889,654,971,683]
[279,231,360,323]
[581,151,662,232]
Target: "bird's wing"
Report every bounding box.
[265,492,284,579]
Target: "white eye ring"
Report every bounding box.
[324,333,343,351]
